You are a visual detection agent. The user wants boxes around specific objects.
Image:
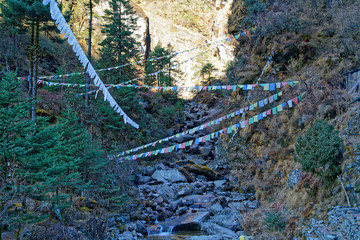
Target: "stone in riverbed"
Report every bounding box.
[184,164,217,181]
[188,235,223,240]
[202,222,237,239]
[172,183,194,198]
[152,169,187,183]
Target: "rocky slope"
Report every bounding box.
[132,0,236,88]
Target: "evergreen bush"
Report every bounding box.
[264,211,286,232]
[295,120,344,183]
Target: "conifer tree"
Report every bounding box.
[99,0,139,81]
[145,43,176,86]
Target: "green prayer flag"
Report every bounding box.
[185,141,190,147]
[206,134,211,141]
[249,118,254,124]
[278,91,282,96]
[274,94,278,101]
[232,85,237,91]
[227,127,233,134]
[272,107,277,115]
[254,115,259,122]
[249,104,254,111]
[277,104,283,112]
[260,84,268,90]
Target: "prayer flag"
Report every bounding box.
[287,99,293,108]
[277,104,283,112]
[272,107,277,115]
[249,118,254,125]
[206,134,211,141]
[269,96,274,103]
[227,127,233,134]
[293,97,298,105]
[254,115,259,123]
[270,83,275,91]
[259,100,264,108]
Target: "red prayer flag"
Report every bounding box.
[293,97,298,105]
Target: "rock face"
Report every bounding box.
[132,0,236,91]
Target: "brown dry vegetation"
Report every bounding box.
[222,0,360,238]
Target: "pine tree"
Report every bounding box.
[99,0,139,81]
[0,72,53,238]
[145,43,176,86]
[200,63,217,85]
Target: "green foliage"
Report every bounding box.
[200,63,217,85]
[145,43,177,86]
[264,211,286,232]
[295,120,344,183]
[99,0,139,79]
[226,54,246,84]
[241,0,267,28]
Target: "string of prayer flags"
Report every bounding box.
[117,93,305,161]
[115,90,286,158]
[43,0,139,128]
[17,29,253,81]
[39,79,300,94]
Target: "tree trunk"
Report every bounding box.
[85,0,93,111]
[118,2,122,79]
[29,20,35,97]
[31,20,40,120]
[31,20,40,121]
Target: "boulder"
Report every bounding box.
[135,220,147,236]
[188,235,223,240]
[173,183,194,198]
[209,211,242,231]
[134,174,152,185]
[185,164,217,181]
[202,222,237,239]
[287,169,303,189]
[199,145,213,158]
[173,134,194,143]
[150,211,210,233]
[152,169,187,183]
[213,180,227,192]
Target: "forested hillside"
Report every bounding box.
[0,0,359,239]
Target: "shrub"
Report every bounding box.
[264,211,286,232]
[295,120,344,183]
